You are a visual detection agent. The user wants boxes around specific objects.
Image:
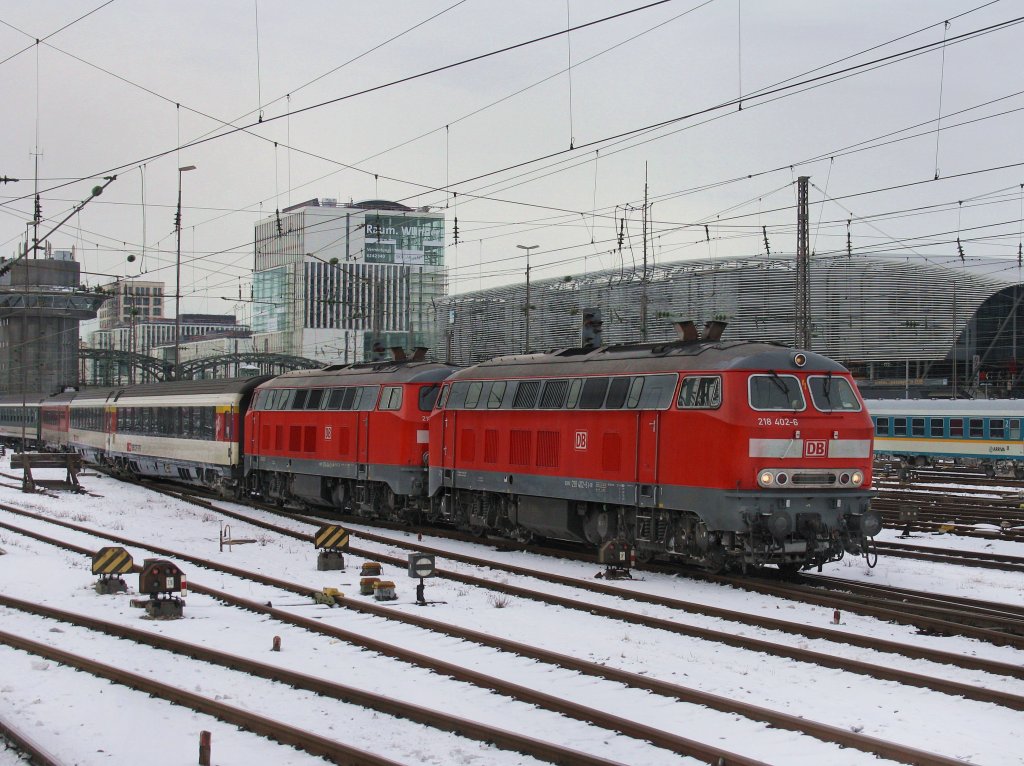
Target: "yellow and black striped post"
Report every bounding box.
[92,547,134,594]
[314,525,349,551]
[315,525,348,572]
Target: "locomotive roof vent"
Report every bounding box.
[704,320,727,342]
[391,347,407,362]
[672,319,727,343]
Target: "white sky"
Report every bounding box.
[1,0,1023,325]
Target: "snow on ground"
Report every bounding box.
[0,464,1022,765]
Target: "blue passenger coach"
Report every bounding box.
[865,398,1024,478]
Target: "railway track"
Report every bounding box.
[0,594,634,766]
[0,713,63,766]
[871,539,1024,572]
[0,502,1000,766]
[176,486,1024,646]
[0,626,408,766]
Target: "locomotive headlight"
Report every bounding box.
[775,472,789,485]
[758,470,775,487]
[839,472,851,485]
[793,352,807,367]
[851,470,864,486]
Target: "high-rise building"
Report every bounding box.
[97,280,165,329]
[253,198,446,363]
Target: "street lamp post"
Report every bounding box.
[517,244,538,353]
[174,164,197,380]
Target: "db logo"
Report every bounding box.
[574,430,588,451]
[324,426,333,441]
[804,439,827,457]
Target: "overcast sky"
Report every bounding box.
[1,0,1023,324]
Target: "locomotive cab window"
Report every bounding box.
[807,375,861,412]
[487,381,507,409]
[420,385,441,412]
[465,381,482,409]
[605,377,631,409]
[379,386,403,411]
[748,374,805,411]
[678,376,722,409]
[579,377,609,409]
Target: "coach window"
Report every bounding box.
[580,377,610,409]
[874,417,888,436]
[540,379,568,409]
[929,418,944,437]
[465,381,483,409]
[380,386,403,411]
[949,418,964,437]
[201,407,215,439]
[911,418,925,437]
[1011,419,1021,439]
[991,418,1006,439]
[748,374,805,411]
[307,388,325,410]
[808,375,861,411]
[512,380,540,409]
[893,417,907,436]
[969,418,984,438]
[566,379,583,409]
[487,381,507,409]
[678,376,722,409]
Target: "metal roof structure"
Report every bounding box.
[437,255,1016,373]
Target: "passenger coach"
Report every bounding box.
[867,398,1024,478]
[100,377,270,493]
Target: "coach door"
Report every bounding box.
[636,410,659,506]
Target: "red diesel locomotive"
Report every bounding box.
[243,355,456,512]
[427,324,878,571]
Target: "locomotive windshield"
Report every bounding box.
[807,374,862,412]
[749,373,805,411]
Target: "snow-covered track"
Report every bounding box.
[0,506,988,766]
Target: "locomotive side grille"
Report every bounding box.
[537,431,560,467]
[510,429,531,466]
[484,429,499,463]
